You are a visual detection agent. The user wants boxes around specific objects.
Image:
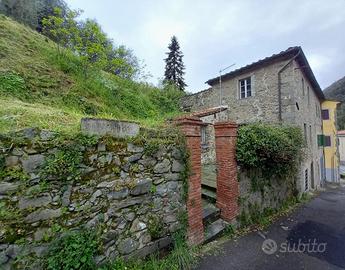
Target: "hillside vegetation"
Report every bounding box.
[324,75,345,129]
[0,15,183,134]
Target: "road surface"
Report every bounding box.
[196,184,345,270]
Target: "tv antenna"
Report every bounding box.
[219,63,235,105]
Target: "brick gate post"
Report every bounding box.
[214,122,239,222]
[174,116,204,245]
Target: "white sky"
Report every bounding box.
[66,0,345,93]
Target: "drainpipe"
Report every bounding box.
[277,50,301,122]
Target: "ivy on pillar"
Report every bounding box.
[214,121,239,222]
[174,116,204,245]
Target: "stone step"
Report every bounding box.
[204,219,229,244]
[202,201,220,225]
[201,186,217,202]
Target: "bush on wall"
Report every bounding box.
[236,123,304,179]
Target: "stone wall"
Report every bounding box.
[0,128,186,268]
[237,168,295,224]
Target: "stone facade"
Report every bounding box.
[192,108,228,188]
[181,60,288,124]
[281,60,324,191]
[181,48,325,193]
[0,128,186,268]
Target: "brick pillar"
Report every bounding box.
[214,122,239,222]
[174,116,204,245]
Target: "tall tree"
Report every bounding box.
[42,7,80,53]
[164,36,187,91]
[0,0,67,31]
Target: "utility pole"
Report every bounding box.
[219,64,235,106]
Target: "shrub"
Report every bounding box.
[236,123,304,179]
[44,229,98,270]
[0,154,5,171]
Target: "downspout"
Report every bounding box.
[277,50,301,122]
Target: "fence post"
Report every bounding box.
[174,116,204,245]
[214,122,239,222]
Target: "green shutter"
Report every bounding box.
[317,135,324,147]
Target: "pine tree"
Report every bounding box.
[164,36,187,91]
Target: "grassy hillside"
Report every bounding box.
[0,15,183,134]
[324,75,345,129]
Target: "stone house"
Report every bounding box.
[181,46,325,193]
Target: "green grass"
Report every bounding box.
[0,14,184,134]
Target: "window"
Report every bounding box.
[315,104,318,117]
[324,136,331,147]
[309,125,312,145]
[201,126,207,145]
[303,123,307,143]
[296,102,300,110]
[305,169,308,191]
[307,86,310,105]
[322,109,329,120]
[239,77,252,99]
[302,78,305,96]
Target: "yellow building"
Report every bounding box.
[321,100,340,182]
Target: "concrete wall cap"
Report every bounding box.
[214,121,238,128]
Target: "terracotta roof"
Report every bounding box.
[190,106,228,117]
[337,130,345,135]
[205,46,325,100]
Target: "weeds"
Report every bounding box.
[101,232,197,270]
[44,229,98,270]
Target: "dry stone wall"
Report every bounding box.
[0,128,186,268]
[237,168,295,225]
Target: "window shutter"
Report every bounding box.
[251,74,255,97]
[317,135,324,147]
[236,79,239,100]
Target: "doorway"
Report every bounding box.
[311,162,315,189]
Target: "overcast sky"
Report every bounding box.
[66,0,345,93]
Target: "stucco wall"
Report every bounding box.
[321,101,340,182]
[338,135,345,164]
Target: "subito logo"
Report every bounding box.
[262,239,278,255]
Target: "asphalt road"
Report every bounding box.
[196,184,345,270]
